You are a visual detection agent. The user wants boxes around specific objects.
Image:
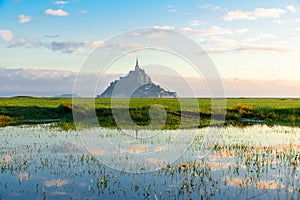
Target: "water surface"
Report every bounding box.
[1,125,300,199]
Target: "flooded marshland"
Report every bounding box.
[1,125,300,199]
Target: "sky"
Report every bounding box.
[1,0,300,97]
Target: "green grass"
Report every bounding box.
[0,97,300,130]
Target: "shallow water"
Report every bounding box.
[1,125,300,199]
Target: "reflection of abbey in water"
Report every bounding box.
[98,59,177,98]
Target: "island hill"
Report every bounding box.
[98,59,177,98]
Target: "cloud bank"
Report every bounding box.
[1,68,300,97]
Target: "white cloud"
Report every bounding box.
[223,8,286,21]
[0,30,13,42]
[84,40,104,48]
[235,28,248,33]
[180,26,233,36]
[79,10,87,14]
[44,9,70,16]
[273,40,288,45]
[223,10,256,21]
[286,5,296,13]
[291,28,300,39]
[203,42,291,54]
[198,38,206,43]
[153,25,175,31]
[206,47,230,54]
[53,1,69,5]
[0,36,104,54]
[167,9,177,13]
[50,40,145,54]
[49,40,104,53]
[254,8,286,18]
[190,20,201,27]
[244,33,279,42]
[165,4,177,13]
[72,48,86,55]
[273,20,289,24]
[6,38,43,48]
[145,31,168,38]
[200,4,223,12]
[18,14,32,24]
[239,43,290,53]
[294,19,300,23]
[210,38,237,47]
[257,33,279,39]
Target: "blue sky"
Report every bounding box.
[1,0,300,96]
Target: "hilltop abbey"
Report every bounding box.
[98,59,177,98]
[120,59,152,86]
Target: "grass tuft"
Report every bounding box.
[229,104,254,115]
[0,115,14,126]
[59,102,72,113]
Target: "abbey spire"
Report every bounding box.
[135,57,139,71]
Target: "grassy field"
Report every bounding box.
[0,97,300,130]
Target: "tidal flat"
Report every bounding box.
[1,125,300,199]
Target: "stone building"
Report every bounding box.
[98,59,177,98]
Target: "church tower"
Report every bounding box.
[135,57,140,71]
[131,58,151,84]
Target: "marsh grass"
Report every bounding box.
[0,97,300,129]
[58,101,72,113]
[0,115,14,126]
